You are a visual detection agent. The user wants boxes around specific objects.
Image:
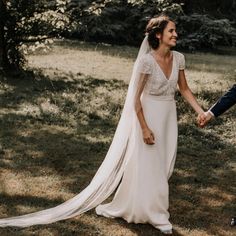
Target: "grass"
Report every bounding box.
[0,40,235,235]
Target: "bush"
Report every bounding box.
[176,14,236,51]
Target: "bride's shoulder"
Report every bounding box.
[172,50,185,58]
[172,50,185,63]
[141,53,152,60]
[138,53,153,64]
[172,51,185,70]
[137,53,154,74]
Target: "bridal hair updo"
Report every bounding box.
[146,15,172,49]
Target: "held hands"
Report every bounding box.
[197,111,213,128]
[142,128,155,145]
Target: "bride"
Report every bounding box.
[0,15,204,234]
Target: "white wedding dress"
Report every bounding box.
[96,50,185,231]
[0,37,185,231]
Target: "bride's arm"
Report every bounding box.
[178,70,204,115]
[134,73,155,145]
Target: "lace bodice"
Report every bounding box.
[137,51,185,97]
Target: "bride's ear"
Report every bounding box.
[156,33,161,42]
[156,33,161,41]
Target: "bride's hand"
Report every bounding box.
[142,128,155,145]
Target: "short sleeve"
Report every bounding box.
[137,55,152,74]
[178,52,185,70]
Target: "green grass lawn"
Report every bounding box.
[0,40,235,235]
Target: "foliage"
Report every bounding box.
[176,14,236,51]
[181,0,236,22]
[66,0,236,50]
[66,0,183,46]
[2,0,71,71]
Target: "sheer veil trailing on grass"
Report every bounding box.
[0,36,151,227]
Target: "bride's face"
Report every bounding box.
[157,21,178,48]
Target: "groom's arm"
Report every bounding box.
[210,84,236,117]
[198,84,236,127]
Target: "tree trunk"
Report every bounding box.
[0,0,8,70]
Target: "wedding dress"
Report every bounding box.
[96,50,185,231]
[0,36,185,231]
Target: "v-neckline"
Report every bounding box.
[150,51,175,81]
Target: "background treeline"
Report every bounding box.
[66,0,236,51]
[0,0,236,71]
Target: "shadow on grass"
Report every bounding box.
[172,93,235,235]
[0,219,102,236]
[171,124,235,234]
[0,71,235,235]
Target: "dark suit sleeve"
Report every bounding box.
[210,84,236,117]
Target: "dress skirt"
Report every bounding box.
[96,94,178,231]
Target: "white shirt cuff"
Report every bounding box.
[208,110,215,117]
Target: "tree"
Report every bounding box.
[181,0,236,21]
[67,0,183,45]
[66,0,235,50]
[0,0,71,72]
[0,0,8,70]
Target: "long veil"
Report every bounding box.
[0,36,151,227]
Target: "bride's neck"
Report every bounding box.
[153,45,171,59]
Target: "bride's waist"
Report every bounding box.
[142,93,175,101]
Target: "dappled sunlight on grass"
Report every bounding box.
[28,43,134,83]
[0,41,235,235]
